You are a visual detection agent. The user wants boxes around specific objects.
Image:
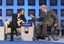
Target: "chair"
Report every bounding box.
[33,23,61,41]
[4,18,21,40]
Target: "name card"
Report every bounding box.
[21,23,32,27]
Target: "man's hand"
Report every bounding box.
[20,20,23,22]
[17,20,23,23]
[17,20,23,26]
[54,24,57,26]
[18,23,21,26]
[17,22,20,26]
[29,14,34,18]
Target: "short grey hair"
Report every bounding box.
[40,5,47,9]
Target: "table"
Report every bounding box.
[21,23,34,41]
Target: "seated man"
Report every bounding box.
[10,8,26,41]
[30,5,58,38]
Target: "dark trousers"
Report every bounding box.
[10,21,21,40]
[10,27,17,40]
[36,21,52,37]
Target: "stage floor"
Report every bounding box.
[6,35,64,43]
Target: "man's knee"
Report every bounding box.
[37,22,43,26]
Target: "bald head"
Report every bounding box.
[40,5,46,9]
[40,5,47,12]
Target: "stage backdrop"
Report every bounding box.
[0,0,64,33]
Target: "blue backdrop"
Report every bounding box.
[0,0,64,29]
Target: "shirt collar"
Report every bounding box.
[18,13,20,16]
[18,13,20,17]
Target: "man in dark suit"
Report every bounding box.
[30,5,58,38]
[10,8,26,41]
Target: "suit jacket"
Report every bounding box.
[10,13,26,28]
[12,13,26,23]
[33,10,58,26]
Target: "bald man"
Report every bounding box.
[30,5,58,38]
